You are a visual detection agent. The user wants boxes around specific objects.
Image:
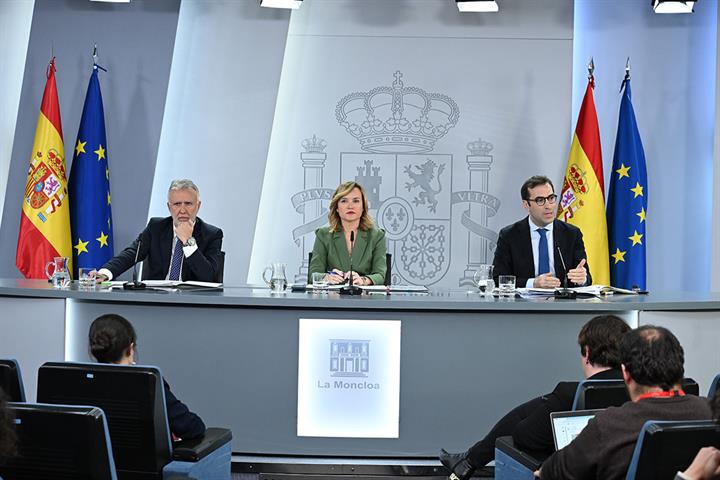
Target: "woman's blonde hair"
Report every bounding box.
[328,181,375,232]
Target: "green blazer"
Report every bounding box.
[309,227,387,285]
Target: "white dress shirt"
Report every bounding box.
[526,217,555,288]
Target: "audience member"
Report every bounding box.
[535,325,712,480]
[89,314,206,440]
[676,391,720,480]
[440,315,630,479]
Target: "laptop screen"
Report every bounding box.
[550,409,602,450]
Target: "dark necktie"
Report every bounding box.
[168,239,183,280]
[538,228,550,275]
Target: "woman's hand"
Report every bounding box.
[327,269,345,284]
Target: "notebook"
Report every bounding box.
[550,409,602,450]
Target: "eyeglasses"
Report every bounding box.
[525,194,558,206]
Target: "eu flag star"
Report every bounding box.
[615,164,631,179]
[75,140,87,156]
[628,230,644,246]
[636,207,646,223]
[74,238,89,255]
[630,182,644,198]
[94,144,106,161]
[107,191,111,205]
[611,248,627,264]
[96,231,109,248]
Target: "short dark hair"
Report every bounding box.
[521,175,554,200]
[0,388,17,462]
[89,314,137,364]
[619,325,684,390]
[577,315,631,368]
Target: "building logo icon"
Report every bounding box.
[330,340,370,378]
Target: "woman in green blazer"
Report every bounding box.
[309,181,387,286]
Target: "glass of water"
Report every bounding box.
[78,268,95,289]
[312,272,329,292]
[498,275,516,297]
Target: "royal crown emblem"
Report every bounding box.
[335,71,460,154]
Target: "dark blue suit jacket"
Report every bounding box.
[164,379,205,440]
[102,216,223,282]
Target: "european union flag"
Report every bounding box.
[68,66,114,276]
[607,77,647,290]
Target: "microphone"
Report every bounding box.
[123,239,147,290]
[340,230,362,296]
[554,245,576,299]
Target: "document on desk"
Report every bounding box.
[361,285,429,293]
[519,285,604,297]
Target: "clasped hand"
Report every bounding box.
[174,219,195,244]
[327,269,364,285]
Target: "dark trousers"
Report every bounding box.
[466,396,544,467]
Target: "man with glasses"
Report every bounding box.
[492,175,590,288]
[94,179,223,282]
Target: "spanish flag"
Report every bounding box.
[16,58,73,278]
[557,72,610,285]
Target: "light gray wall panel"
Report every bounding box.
[0,0,181,278]
[148,0,291,284]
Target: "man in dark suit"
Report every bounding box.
[493,175,590,288]
[94,179,223,282]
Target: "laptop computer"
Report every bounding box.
[550,409,603,450]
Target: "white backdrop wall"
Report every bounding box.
[0,0,34,231]
[247,0,575,288]
[573,0,718,292]
[149,0,291,279]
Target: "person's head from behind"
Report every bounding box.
[89,314,137,365]
[577,314,631,378]
[619,325,684,399]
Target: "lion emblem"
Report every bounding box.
[404,159,446,213]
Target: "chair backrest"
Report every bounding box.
[37,362,172,480]
[0,359,25,402]
[573,378,701,410]
[0,402,117,480]
[708,373,720,398]
[307,252,392,285]
[572,379,629,410]
[625,420,720,480]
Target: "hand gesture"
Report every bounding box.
[567,259,587,285]
[534,273,561,288]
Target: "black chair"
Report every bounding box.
[141,251,225,283]
[572,377,700,410]
[0,402,117,480]
[0,359,25,402]
[37,362,231,480]
[307,252,392,285]
[625,420,720,479]
[708,373,720,398]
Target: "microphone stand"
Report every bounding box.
[123,239,147,290]
[554,245,577,299]
[339,231,363,296]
